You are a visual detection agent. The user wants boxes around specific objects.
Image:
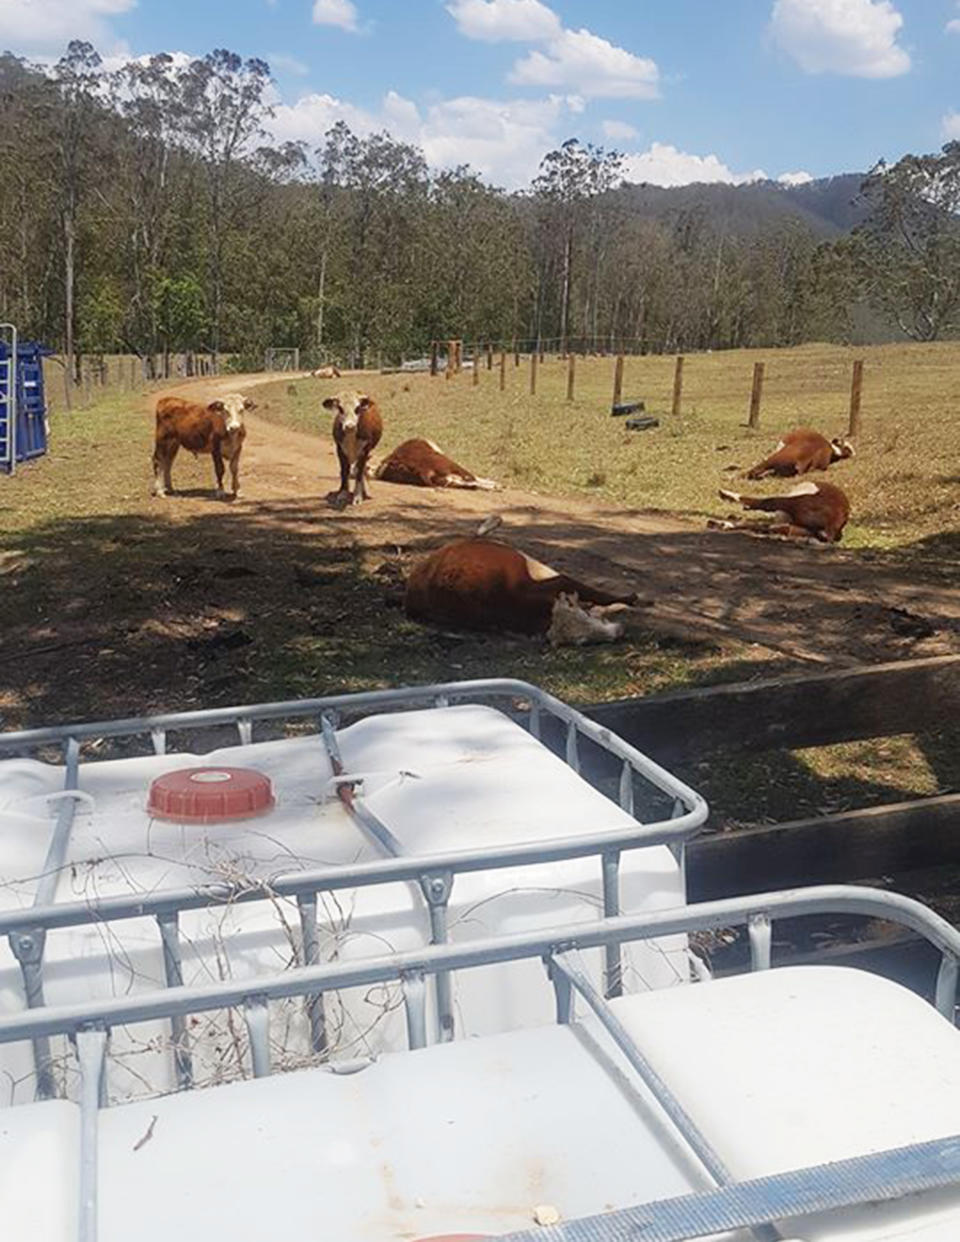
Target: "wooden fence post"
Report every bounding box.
[530,351,538,396]
[486,343,493,370]
[473,344,480,386]
[672,355,684,417]
[612,354,625,409]
[430,340,438,376]
[849,359,864,437]
[567,352,576,402]
[513,339,519,367]
[748,361,764,428]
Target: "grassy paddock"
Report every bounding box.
[258,341,960,549]
[2,348,959,835]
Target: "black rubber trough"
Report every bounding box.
[611,400,645,416]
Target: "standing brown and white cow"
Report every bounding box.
[746,428,854,479]
[375,439,499,490]
[152,393,254,499]
[323,391,383,506]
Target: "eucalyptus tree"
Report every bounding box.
[177,49,272,365]
[318,122,429,363]
[851,144,960,341]
[531,139,623,352]
[52,41,106,397]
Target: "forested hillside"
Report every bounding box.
[0,41,954,374]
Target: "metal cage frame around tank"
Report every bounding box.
[2,884,960,1242]
[0,678,708,1100]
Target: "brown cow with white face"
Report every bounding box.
[323,391,384,506]
[375,439,499,491]
[710,480,851,543]
[404,537,638,644]
[152,392,254,499]
[746,428,854,479]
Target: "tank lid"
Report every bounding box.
[147,767,274,823]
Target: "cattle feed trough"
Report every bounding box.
[0,680,706,1106]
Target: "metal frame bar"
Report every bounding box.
[0,322,17,474]
[493,1135,960,1242]
[0,680,707,1087]
[0,885,957,1048]
[7,885,960,1242]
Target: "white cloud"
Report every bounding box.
[269,53,309,76]
[942,111,960,140]
[270,88,574,187]
[602,119,639,141]
[948,4,960,33]
[769,0,910,78]
[511,26,659,99]
[311,0,359,32]
[621,143,767,188]
[445,0,560,42]
[0,0,134,57]
[778,170,814,185]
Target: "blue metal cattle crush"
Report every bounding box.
[0,324,50,474]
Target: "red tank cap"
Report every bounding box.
[147,767,274,823]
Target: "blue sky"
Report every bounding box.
[4,0,960,188]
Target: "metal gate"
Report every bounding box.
[0,326,49,475]
[0,323,17,474]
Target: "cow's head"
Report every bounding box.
[830,436,855,461]
[547,593,625,647]
[210,393,255,433]
[323,391,372,430]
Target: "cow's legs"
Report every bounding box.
[212,441,226,496]
[335,445,352,503]
[228,450,241,498]
[353,447,373,504]
[444,473,500,491]
[153,442,178,496]
[708,516,819,542]
[530,573,636,610]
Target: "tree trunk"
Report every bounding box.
[316,249,327,351]
[63,213,75,410]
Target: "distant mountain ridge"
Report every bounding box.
[617,173,866,238]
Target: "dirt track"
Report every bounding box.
[160,373,960,668]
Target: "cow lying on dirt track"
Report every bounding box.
[324,391,383,507]
[375,439,500,490]
[404,537,640,645]
[746,428,854,479]
[152,393,254,499]
[710,481,851,543]
[312,365,341,379]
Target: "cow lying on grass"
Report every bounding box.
[404,537,639,645]
[375,439,499,490]
[323,391,383,507]
[312,365,341,379]
[152,393,254,499]
[746,428,854,479]
[710,481,851,543]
